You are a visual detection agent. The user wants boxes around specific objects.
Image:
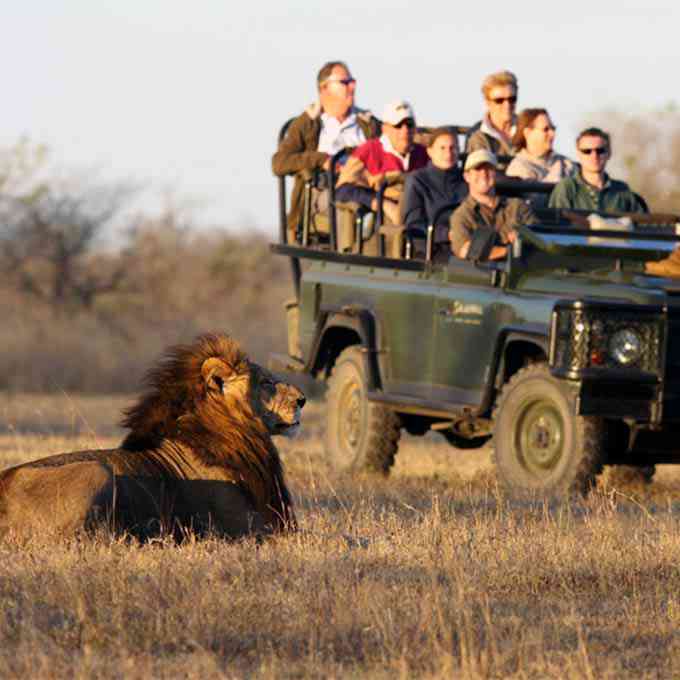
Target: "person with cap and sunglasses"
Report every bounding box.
[272,61,380,243]
[548,127,647,213]
[335,99,428,224]
[450,149,536,261]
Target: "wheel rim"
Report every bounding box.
[337,377,363,465]
[514,397,565,479]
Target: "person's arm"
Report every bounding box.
[628,191,649,214]
[449,208,473,258]
[401,175,428,232]
[465,129,491,154]
[506,157,533,180]
[272,115,328,177]
[548,179,570,209]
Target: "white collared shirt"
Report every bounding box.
[318,109,366,156]
[379,134,410,170]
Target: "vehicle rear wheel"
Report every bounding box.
[492,364,605,498]
[325,346,401,474]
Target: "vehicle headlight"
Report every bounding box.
[550,303,662,375]
[609,329,642,366]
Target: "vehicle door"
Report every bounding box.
[432,261,511,406]
[371,266,439,400]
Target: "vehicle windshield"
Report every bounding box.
[519,224,680,259]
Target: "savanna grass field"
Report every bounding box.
[2,392,680,678]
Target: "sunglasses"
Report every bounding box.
[579,146,608,156]
[324,77,356,87]
[490,96,517,105]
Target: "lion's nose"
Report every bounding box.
[297,395,306,409]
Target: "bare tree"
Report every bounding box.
[0,184,134,311]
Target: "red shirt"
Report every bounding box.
[352,138,428,174]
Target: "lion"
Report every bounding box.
[0,333,305,541]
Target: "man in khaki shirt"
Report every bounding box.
[450,149,536,261]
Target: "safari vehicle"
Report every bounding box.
[270,121,680,497]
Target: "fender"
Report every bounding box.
[307,304,384,390]
[480,326,550,413]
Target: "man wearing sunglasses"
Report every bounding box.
[465,70,518,168]
[548,127,647,213]
[272,61,380,243]
[335,100,428,225]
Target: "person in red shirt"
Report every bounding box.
[336,100,428,224]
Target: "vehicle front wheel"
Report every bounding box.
[325,346,401,475]
[492,364,605,498]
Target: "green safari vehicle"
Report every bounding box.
[271,132,680,497]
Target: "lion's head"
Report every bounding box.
[121,333,305,449]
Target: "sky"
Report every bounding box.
[3,1,680,236]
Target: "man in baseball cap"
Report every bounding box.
[464,149,498,172]
[450,149,536,261]
[336,98,428,225]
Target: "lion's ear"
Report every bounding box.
[201,357,232,394]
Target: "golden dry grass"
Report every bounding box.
[1,393,680,678]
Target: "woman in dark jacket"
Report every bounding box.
[402,127,468,249]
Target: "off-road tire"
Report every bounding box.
[492,363,605,498]
[325,346,401,475]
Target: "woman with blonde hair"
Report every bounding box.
[466,70,518,165]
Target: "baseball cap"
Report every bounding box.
[464,149,498,171]
[382,100,415,126]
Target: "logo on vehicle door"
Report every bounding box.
[444,300,483,325]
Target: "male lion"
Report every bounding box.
[0,333,305,540]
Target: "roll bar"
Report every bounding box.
[277,118,301,299]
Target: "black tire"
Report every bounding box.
[325,346,401,474]
[492,364,605,498]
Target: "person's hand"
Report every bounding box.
[457,240,470,259]
[321,156,331,171]
[506,230,517,244]
[489,245,508,260]
[367,173,385,190]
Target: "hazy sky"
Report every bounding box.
[3,1,679,234]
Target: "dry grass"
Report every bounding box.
[1,394,680,678]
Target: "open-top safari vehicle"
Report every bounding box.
[270,119,680,497]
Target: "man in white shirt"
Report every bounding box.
[272,61,380,241]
